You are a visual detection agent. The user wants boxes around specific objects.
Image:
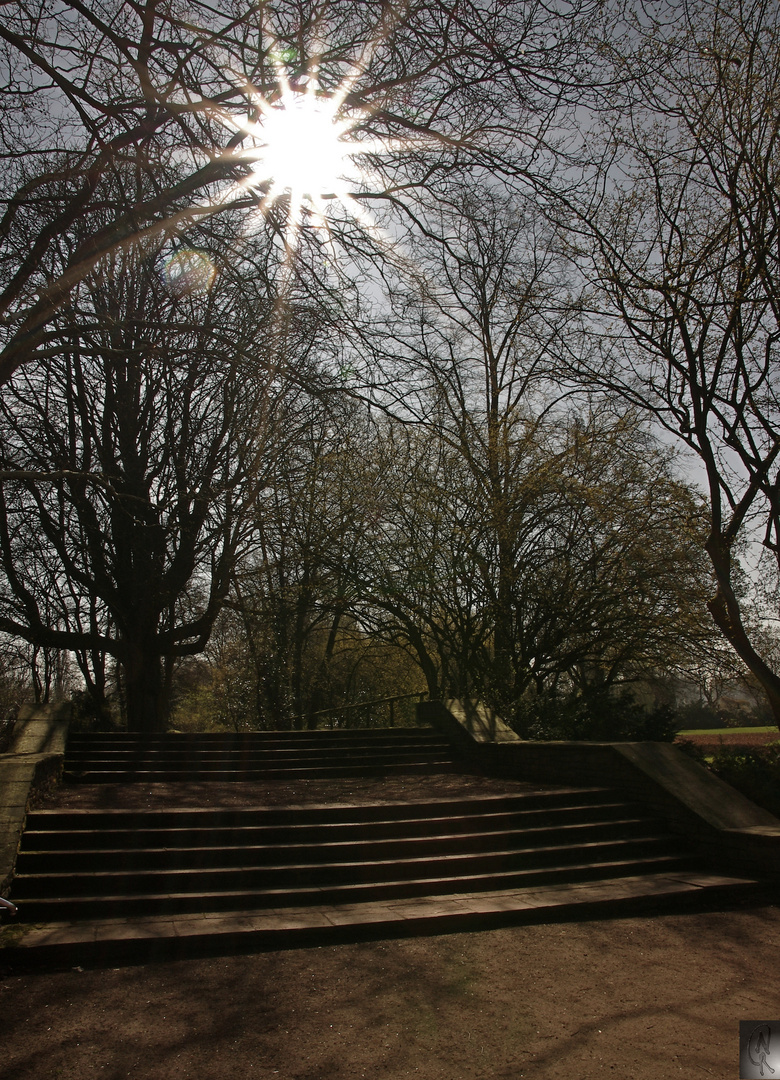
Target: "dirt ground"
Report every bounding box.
[0,904,777,1079]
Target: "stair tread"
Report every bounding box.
[3,872,761,960]
[18,818,664,858]
[65,728,439,740]
[25,787,620,820]
[64,733,449,741]
[21,804,640,838]
[63,761,457,778]
[64,753,451,760]
[11,855,699,911]
[13,835,682,885]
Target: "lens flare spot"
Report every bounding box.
[163,249,217,296]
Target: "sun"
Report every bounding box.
[253,88,354,200]
[215,49,429,262]
[237,75,380,249]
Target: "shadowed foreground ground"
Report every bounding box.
[1,904,777,1079]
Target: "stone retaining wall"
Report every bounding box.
[420,699,780,882]
[0,704,71,898]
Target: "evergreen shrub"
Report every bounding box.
[687,742,780,818]
[514,689,679,742]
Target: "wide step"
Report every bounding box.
[2,871,762,968]
[63,728,457,783]
[10,788,707,923]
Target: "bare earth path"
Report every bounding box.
[1,905,778,1079]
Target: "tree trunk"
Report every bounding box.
[405,625,440,699]
[492,536,517,716]
[123,645,168,733]
[706,537,780,730]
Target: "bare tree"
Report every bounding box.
[0,0,601,388]
[0,210,314,731]
[561,0,780,725]
[351,406,713,722]
[334,188,716,721]
[228,398,387,729]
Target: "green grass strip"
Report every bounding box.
[677,725,777,736]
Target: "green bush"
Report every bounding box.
[514,689,679,742]
[676,700,770,730]
[706,743,780,818]
[69,690,122,732]
[676,702,727,730]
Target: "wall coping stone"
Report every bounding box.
[0,705,70,900]
[8,714,70,757]
[420,698,521,746]
[613,741,779,832]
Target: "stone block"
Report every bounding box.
[9,716,70,756]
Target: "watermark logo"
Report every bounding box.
[740,1022,780,1078]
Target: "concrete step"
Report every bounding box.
[64,732,450,760]
[64,747,454,765]
[1,871,764,969]
[10,834,687,896]
[66,727,442,743]
[63,760,458,783]
[14,817,667,874]
[8,757,761,963]
[63,729,459,783]
[22,788,622,830]
[11,784,699,924]
[19,799,645,850]
[64,738,452,757]
[64,750,455,768]
[12,816,669,876]
[10,853,697,921]
[66,732,446,750]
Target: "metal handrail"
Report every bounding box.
[0,896,17,916]
[295,690,429,729]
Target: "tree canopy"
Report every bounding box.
[1,0,778,731]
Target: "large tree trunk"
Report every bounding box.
[492,534,518,717]
[706,537,780,730]
[123,645,168,733]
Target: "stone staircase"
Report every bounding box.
[2,728,763,966]
[63,728,457,783]
[13,787,700,922]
